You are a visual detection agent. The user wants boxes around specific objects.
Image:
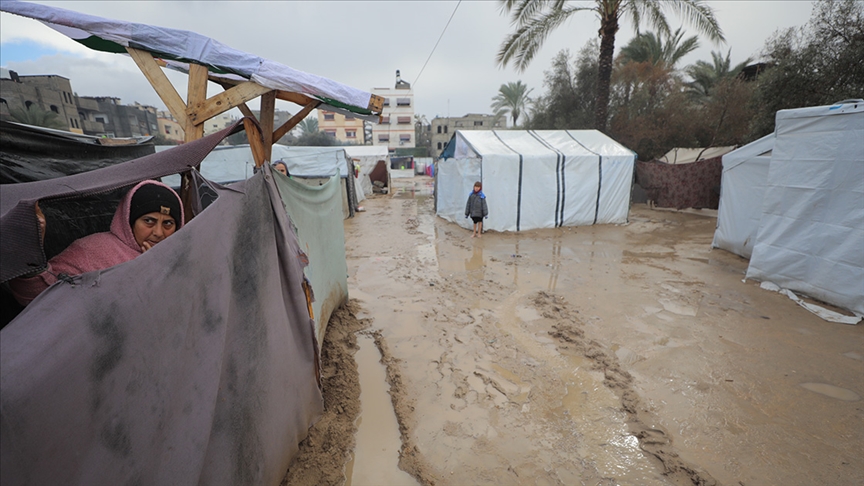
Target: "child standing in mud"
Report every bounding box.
[465,181,488,238]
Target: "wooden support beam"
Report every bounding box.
[237,103,257,122]
[258,91,276,166]
[188,82,272,125]
[273,101,320,142]
[274,90,315,107]
[126,47,187,126]
[368,94,385,113]
[244,117,266,168]
[185,63,209,142]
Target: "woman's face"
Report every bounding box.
[133,211,177,251]
[274,164,287,175]
[474,185,481,193]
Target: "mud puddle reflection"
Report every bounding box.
[345,334,418,486]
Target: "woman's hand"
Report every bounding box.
[140,240,154,252]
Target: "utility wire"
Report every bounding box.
[413,0,462,88]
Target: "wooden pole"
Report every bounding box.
[257,91,276,167]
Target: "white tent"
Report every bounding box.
[343,145,390,197]
[744,101,864,316]
[158,144,364,216]
[659,146,736,164]
[436,130,635,232]
[711,134,774,258]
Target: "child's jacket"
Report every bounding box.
[465,191,488,218]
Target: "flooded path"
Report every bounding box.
[335,177,863,485]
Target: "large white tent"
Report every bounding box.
[711,134,774,258]
[742,101,863,316]
[436,130,635,232]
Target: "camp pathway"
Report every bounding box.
[336,177,863,485]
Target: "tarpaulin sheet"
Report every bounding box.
[636,157,723,209]
[0,120,155,183]
[436,130,634,232]
[1,1,376,116]
[1,123,324,485]
[712,134,774,258]
[274,173,348,345]
[746,102,864,316]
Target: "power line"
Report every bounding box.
[413,0,462,88]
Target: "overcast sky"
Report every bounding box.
[1,1,814,121]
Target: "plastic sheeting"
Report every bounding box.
[0,120,155,183]
[745,102,864,316]
[711,134,774,258]
[1,170,323,485]
[274,173,348,345]
[1,1,375,113]
[436,130,635,232]
[659,146,735,164]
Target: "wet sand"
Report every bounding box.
[286,177,863,486]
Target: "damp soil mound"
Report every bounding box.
[533,291,719,486]
[281,300,368,486]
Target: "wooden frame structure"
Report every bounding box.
[125,47,383,215]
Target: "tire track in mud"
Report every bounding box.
[533,291,719,486]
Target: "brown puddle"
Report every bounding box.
[799,382,861,401]
[345,333,418,486]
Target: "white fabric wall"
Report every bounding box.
[344,146,390,198]
[436,130,635,231]
[746,102,864,315]
[436,157,481,230]
[712,134,774,258]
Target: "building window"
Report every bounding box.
[345,115,355,120]
[396,98,411,106]
[346,130,356,138]
[50,105,59,113]
[437,125,442,134]
[78,111,86,119]
[323,113,335,121]
[474,121,483,126]
[397,116,411,124]
[437,142,442,149]
[165,126,172,134]
[378,134,390,142]
[383,98,390,106]
[324,129,337,137]
[95,116,107,124]
[444,125,448,133]
[399,134,411,142]
[380,116,390,124]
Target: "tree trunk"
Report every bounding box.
[595,13,619,133]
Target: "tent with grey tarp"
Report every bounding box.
[0,123,349,484]
[436,130,636,232]
[158,144,364,218]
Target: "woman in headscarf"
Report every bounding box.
[10,180,184,305]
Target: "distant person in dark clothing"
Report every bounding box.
[465,181,488,238]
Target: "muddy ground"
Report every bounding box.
[285,177,863,486]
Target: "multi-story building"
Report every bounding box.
[0,69,84,134]
[74,97,158,138]
[157,110,185,143]
[203,112,238,136]
[317,109,364,144]
[430,114,505,155]
[371,70,414,151]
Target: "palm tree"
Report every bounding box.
[491,81,533,127]
[618,27,699,68]
[297,116,318,135]
[10,106,68,130]
[497,0,724,132]
[685,49,752,100]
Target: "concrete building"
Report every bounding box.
[0,70,84,134]
[371,70,414,151]
[74,97,158,138]
[157,110,184,143]
[317,109,364,144]
[430,114,505,155]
